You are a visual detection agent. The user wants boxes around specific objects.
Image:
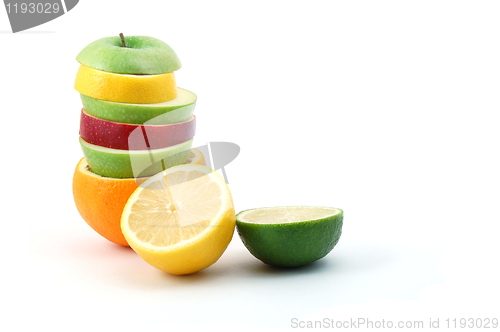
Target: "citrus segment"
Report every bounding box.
[121,164,236,275]
[187,148,206,166]
[74,65,177,104]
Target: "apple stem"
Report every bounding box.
[119,33,127,48]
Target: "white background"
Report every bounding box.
[1,1,499,331]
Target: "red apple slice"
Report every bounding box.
[79,109,196,150]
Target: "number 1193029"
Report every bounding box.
[5,2,60,14]
[445,318,498,329]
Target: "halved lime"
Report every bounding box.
[236,206,343,268]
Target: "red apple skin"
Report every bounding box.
[79,109,196,150]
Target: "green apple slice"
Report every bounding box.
[76,35,181,75]
[80,137,193,179]
[80,87,197,125]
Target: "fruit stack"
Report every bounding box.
[72,34,203,246]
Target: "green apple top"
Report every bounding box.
[76,36,182,75]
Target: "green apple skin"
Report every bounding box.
[80,87,196,125]
[80,137,193,178]
[76,36,181,75]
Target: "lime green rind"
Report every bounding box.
[80,87,196,125]
[79,137,193,178]
[76,36,181,75]
[236,207,343,268]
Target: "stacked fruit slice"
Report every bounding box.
[73,34,201,245]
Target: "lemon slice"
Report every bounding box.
[187,148,206,166]
[74,65,177,103]
[121,164,236,275]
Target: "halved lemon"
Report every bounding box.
[121,164,235,275]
